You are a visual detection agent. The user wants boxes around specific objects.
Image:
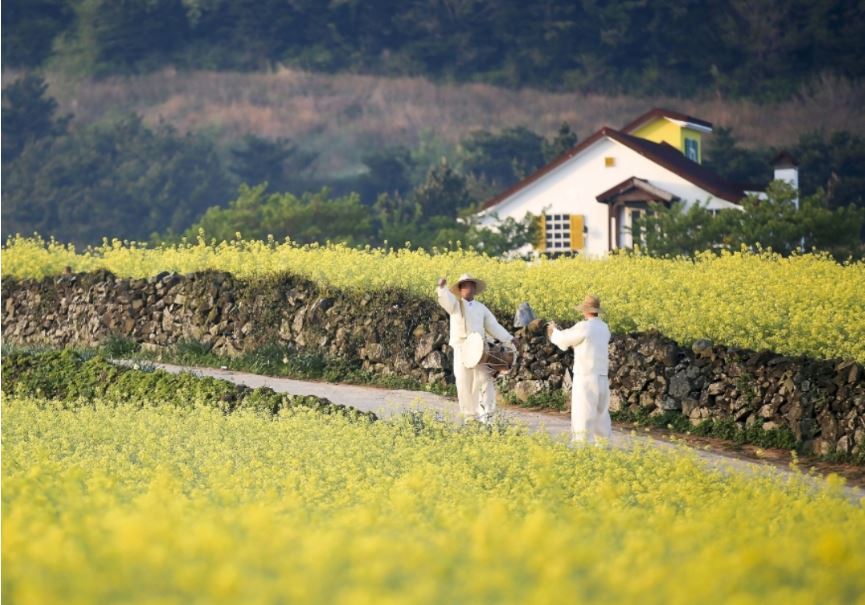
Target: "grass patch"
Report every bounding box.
[1,349,376,422]
[501,388,568,411]
[611,407,799,451]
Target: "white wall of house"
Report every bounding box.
[477,137,742,256]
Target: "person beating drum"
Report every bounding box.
[436,274,516,424]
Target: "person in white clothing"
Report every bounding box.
[436,274,515,424]
[547,294,612,445]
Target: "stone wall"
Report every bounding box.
[3,270,863,457]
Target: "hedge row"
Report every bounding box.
[1,349,377,422]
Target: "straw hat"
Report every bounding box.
[450,273,486,295]
[577,294,601,314]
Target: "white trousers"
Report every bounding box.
[571,374,611,444]
[452,346,496,423]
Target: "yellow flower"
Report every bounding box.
[3,397,865,604]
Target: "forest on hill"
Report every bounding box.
[4,0,864,100]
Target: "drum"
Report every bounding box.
[460,332,515,377]
[479,342,515,377]
[460,332,486,368]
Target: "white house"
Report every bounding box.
[476,108,798,256]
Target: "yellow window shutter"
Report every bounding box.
[570,214,584,251]
[537,215,546,252]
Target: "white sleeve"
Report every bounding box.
[484,307,513,343]
[436,285,459,315]
[550,322,587,351]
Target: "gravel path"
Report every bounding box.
[116,360,864,501]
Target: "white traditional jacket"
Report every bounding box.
[436,286,513,346]
[550,317,611,376]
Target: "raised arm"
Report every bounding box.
[435,280,459,315]
[550,321,587,351]
[483,307,513,343]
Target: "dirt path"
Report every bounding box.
[117,360,864,501]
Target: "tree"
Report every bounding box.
[358,146,416,203]
[632,201,722,257]
[230,135,318,193]
[793,131,865,210]
[702,127,771,186]
[4,0,865,100]
[2,75,70,163]
[1,0,74,68]
[67,0,189,73]
[713,182,805,254]
[459,126,546,187]
[184,184,373,245]
[2,113,234,245]
[410,159,473,219]
[372,159,471,245]
[371,156,535,255]
[429,212,540,257]
[542,122,579,162]
[634,181,864,259]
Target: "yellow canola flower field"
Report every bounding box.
[3,235,865,361]
[3,398,865,605]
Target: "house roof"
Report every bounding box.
[596,177,679,204]
[620,107,713,134]
[479,125,747,211]
[612,131,746,203]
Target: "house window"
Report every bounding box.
[708,208,721,217]
[604,156,615,167]
[684,138,699,162]
[544,213,572,251]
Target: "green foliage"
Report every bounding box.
[793,131,865,212]
[1,75,70,162]
[635,182,865,260]
[55,0,189,76]
[372,159,539,255]
[502,388,568,411]
[230,134,319,194]
[427,213,541,258]
[632,201,722,258]
[184,184,373,245]
[459,126,546,187]
[1,108,235,246]
[101,335,141,358]
[1,0,75,67]
[611,407,799,451]
[703,127,771,186]
[407,159,473,220]
[7,0,865,100]
[714,182,865,258]
[357,146,416,203]
[1,349,377,421]
[542,123,579,162]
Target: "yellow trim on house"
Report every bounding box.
[569,214,584,251]
[631,117,703,163]
[537,215,546,252]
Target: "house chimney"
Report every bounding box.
[772,151,799,208]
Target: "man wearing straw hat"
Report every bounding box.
[547,294,612,445]
[436,274,516,424]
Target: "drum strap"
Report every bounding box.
[458,297,471,339]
